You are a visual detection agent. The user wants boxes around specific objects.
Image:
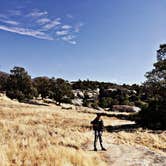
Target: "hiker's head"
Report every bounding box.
[96,113,102,118]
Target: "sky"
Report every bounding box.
[0,0,166,84]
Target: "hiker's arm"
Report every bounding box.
[91,120,94,124]
[91,118,97,124]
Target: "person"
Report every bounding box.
[91,113,106,151]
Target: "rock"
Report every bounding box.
[61,104,75,110]
[72,90,84,99]
[77,91,84,98]
[43,98,56,104]
[107,88,117,92]
[0,93,5,97]
[132,106,141,112]
[96,107,105,111]
[85,92,94,99]
[113,105,141,113]
[71,99,83,106]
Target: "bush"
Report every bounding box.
[134,100,148,110]
[91,102,99,109]
[82,99,89,107]
[6,90,25,101]
[136,100,166,129]
[99,97,113,108]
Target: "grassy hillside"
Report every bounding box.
[0,95,165,166]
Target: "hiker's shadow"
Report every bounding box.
[80,124,139,133]
[105,123,139,133]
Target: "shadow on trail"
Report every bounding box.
[102,113,136,121]
[24,101,49,106]
[80,124,140,133]
[105,123,140,133]
[78,109,137,121]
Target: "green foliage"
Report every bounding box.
[91,102,99,109]
[33,77,50,99]
[0,65,150,110]
[82,98,89,107]
[99,97,113,108]
[129,94,139,102]
[99,88,132,108]
[111,99,119,105]
[6,67,37,101]
[72,79,99,90]
[137,45,166,129]
[49,78,73,104]
[134,100,148,110]
[137,100,166,129]
[121,98,130,105]
[0,72,8,91]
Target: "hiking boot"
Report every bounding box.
[101,147,106,151]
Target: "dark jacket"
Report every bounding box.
[91,118,104,131]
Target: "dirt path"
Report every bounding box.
[84,119,166,166]
[97,144,166,165]
[85,133,166,166]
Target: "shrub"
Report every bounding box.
[99,97,113,108]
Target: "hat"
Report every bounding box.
[96,112,102,116]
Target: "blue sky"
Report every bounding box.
[0,0,166,84]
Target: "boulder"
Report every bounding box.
[72,90,84,98]
[113,105,141,113]
[61,104,75,110]
[71,99,83,106]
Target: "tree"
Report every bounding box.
[33,77,50,99]
[0,71,8,92]
[49,78,73,105]
[137,45,166,129]
[72,79,99,90]
[157,44,166,61]
[6,66,36,101]
[99,97,113,108]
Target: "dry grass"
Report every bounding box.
[107,129,166,155]
[0,96,106,166]
[0,95,165,166]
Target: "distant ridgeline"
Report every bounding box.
[0,44,165,129]
[0,68,146,111]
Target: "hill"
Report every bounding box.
[0,94,166,165]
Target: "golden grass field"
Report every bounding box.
[0,94,165,166]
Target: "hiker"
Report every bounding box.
[91,113,106,151]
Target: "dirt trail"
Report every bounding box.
[85,120,166,166]
[90,143,166,166]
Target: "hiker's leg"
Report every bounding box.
[98,131,103,148]
[94,130,98,150]
[99,131,106,151]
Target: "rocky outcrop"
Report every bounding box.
[72,89,99,99]
[71,98,83,106]
[73,90,84,99]
[112,105,141,113]
[72,89,100,106]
